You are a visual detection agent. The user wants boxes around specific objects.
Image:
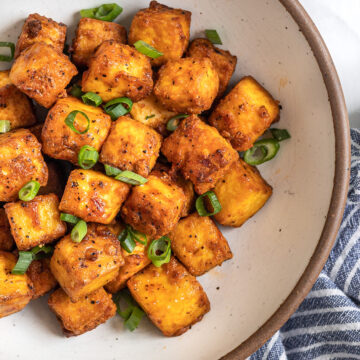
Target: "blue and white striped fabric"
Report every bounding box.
[251,128,360,360]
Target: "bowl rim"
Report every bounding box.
[222,0,351,359]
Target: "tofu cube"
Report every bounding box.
[0,70,12,87]
[128,1,191,67]
[42,97,112,164]
[209,76,280,151]
[0,209,14,251]
[71,18,127,67]
[161,115,238,194]
[0,251,33,318]
[4,194,66,251]
[59,169,130,224]
[50,223,124,301]
[128,257,210,336]
[37,161,65,198]
[0,129,48,202]
[48,287,116,336]
[10,42,78,108]
[82,41,153,102]
[213,159,272,227]
[100,116,162,177]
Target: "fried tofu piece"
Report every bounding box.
[209,76,280,151]
[71,18,127,67]
[213,159,272,227]
[169,213,232,276]
[50,223,124,301]
[187,38,237,97]
[128,1,191,67]
[0,70,11,87]
[10,42,78,108]
[38,161,65,198]
[128,257,210,336]
[59,169,130,224]
[82,41,153,102]
[0,209,14,251]
[0,251,33,318]
[5,194,66,251]
[48,287,116,336]
[100,117,162,177]
[41,97,111,164]
[121,171,186,238]
[0,129,48,202]
[154,57,219,114]
[162,115,238,194]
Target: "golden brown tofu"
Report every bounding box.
[59,169,130,224]
[213,159,272,227]
[48,287,116,336]
[162,115,238,194]
[128,1,191,67]
[82,41,153,102]
[154,57,219,114]
[0,70,11,87]
[209,76,280,151]
[169,213,232,276]
[100,116,162,177]
[0,251,33,318]
[121,171,186,238]
[4,194,66,251]
[128,257,210,336]
[50,223,124,301]
[71,18,127,67]
[0,209,14,251]
[10,42,78,108]
[187,38,237,97]
[27,258,57,299]
[42,97,112,164]
[28,123,43,143]
[37,161,64,198]
[0,129,48,202]
[15,13,66,58]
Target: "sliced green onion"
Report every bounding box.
[32,245,54,260]
[81,92,103,107]
[166,114,188,132]
[124,306,145,331]
[127,225,147,246]
[78,145,99,169]
[147,236,171,267]
[0,42,15,61]
[195,191,222,216]
[104,164,122,177]
[70,84,84,98]
[118,229,136,253]
[0,120,11,133]
[80,3,123,22]
[103,97,133,120]
[205,29,222,45]
[71,220,87,243]
[270,128,291,142]
[244,139,280,165]
[60,213,80,224]
[133,40,163,59]
[19,180,40,201]
[65,110,90,134]
[115,171,148,185]
[145,114,155,120]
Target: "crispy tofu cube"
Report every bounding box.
[38,161,65,198]
[187,38,237,98]
[15,13,66,58]
[50,223,124,301]
[209,76,280,151]
[0,209,14,251]
[128,257,210,336]
[10,42,78,108]
[0,70,11,87]
[0,251,33,318]
[213,159,272,227]
[169,213,232,276]
[4,194,66,251]
[121,170,186,238]
[71,18,127,67]
[162,115,238,194]
[42,97,112,164]
[100,117,162,177]
[128,1,191,67]
[154,57,219,114]
[82,41,153,102]
[59,169,130,224]
[48,287,116,336]
[0,129,48,202]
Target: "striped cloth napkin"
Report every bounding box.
[251,128,360,360]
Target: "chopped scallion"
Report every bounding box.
[205,29,222,45]
[0,42,15,61]
[71,220,87,243]
[65,110,90,134]
[133,40,163,59]
[18,180,40,201]
[78,145,99,169]
[80,3,123,22]
[81,92,103,107]
[195,191,222,216]
[103,97,133,120]
[0,120,11,133]
[147,236,171,267]
[114,170,148,185]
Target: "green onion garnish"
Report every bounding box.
[145,114,155,120]
[166,114,188,132]
[78,145,99,169]
[104,164,122,177]
[118,225,147,253]
[133,40,163,59]
[0,42,15,61]
[0,120,11,133]
[80,3,123,22]
[243,139,280,165]
[70,84,84,98]
[60,213,80,224]
[270,128,291,142]
[65,110,90,134]
[147,236,171,267]
[71,220,87,243]
[205,30,222,45]
[195,191,222,217]
[81,92,103,107]
[114,170,148,185]
[18,180,40,201]
[103,97,133,120]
